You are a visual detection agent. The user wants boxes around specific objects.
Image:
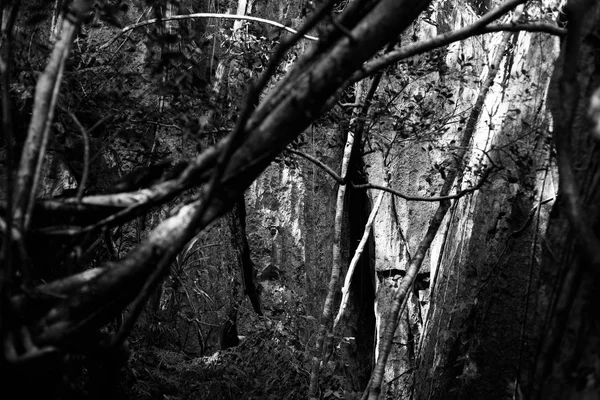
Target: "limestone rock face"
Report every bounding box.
[240,1,562,398]
[245,128,340,317]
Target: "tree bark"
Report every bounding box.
[529,1,600,398]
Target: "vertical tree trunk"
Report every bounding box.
[221,198,261,350]
[529,1,600,398]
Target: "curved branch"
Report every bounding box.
[287,148,494,201]
[352,168,493,202]
[99,13,318,50]
[352,0,564,82]
[286,148,344,183]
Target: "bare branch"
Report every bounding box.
[14,0,432,354]
[334,189,385,328]
[352,0,562,82]
[100,13,319,50]
[352,168,493,202]
[288,148,494,202]
[13,0,92,231]
[484,22,566,36]
[286,148,344,183]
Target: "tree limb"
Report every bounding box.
[333,189,385,328]
[13,0,92,231]
[365,28,514,399]
[288,148,494,202]
[12,0,432,358]
[100,13,319,50]
[352,0,560,82]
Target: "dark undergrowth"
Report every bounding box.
[125,328,309,400]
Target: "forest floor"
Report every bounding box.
[124,330,312,400]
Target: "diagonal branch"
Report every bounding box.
[365,27,514,400]
[13,0,92,231]
[333,189,386,328]
[11,0,432,357]
[287,148,494,202]
[351,0,562,82]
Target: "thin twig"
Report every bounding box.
[352,169,493,202]
[286,148,344,183]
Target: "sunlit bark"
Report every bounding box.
[308,81,359,396]
[365,31,512,400]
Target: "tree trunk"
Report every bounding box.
[529,1,600,398]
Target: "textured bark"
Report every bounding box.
[371,30,513,400]
[342,156,377,391]
[308,110,355,397]
[529,1,600,398]
[335,191,384,328]
[13,0,92,231]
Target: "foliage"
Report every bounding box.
[127,325,309,400]
[1,0,581,399]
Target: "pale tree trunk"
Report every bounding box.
[334,190,385,328]
[413,25,556,398]
[233,0,248,31]
[367,30,513,400]
[308,81,364,397]
[50,0,64,42]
